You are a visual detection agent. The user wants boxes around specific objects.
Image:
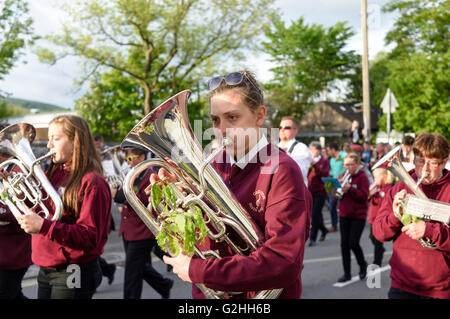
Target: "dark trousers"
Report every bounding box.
[328,191,339,228]
[339,217,367,276]
[37,258,102,299]
[369,224,385,266]
[310,194,328,242]
[388,287,433,299]
[123,238,171,299]
[0,267,29,299]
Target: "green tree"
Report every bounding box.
[383,0,449,55]
[36,0,278,115]
[374,0,450,138]
[0,0,35,118]
[0,0,34,82]
[385,52,449,138]
[262,16,359,121]
[76,69,209,142]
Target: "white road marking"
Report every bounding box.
[332,265,391,288]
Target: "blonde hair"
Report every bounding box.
[345,152,361,163]
[373,167,394,184]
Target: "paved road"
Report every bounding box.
[21,202,394,299]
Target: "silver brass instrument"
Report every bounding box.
[0,123,63,222]
[372,145,449,249]
[334,169,351,199]
[101,145,126,189]
[121,90,282,299]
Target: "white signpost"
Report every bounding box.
[380,88,399,144]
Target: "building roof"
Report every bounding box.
[318,101,381,129]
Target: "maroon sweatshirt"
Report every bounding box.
[32,165,112,268]
[307,156,330,196]
[338,169,370,220]
[116,168,155,241]
[0,164,32,270]
[372,169,450,299]
[368,183,392,224]
[0,204,32,270]
[188,143,312,299]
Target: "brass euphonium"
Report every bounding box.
[0,123,63,222]
[121,90,282,299]
[372,145,450,249]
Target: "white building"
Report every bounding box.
[2,111,77,141]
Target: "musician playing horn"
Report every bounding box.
[16,115,112,299]
[336,153,370,283]
[373,132,450,299]
[149,69,312,299]
[0,123,32,299]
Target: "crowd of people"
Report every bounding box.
[0,69,448,300]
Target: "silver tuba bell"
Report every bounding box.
[121,90,282,299]
[372,145,449,249]
[0,123,63,222]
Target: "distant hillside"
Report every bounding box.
[0,97,70,113]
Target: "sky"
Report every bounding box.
[0,0,398,109]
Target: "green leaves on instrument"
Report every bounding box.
[0,190,13,204]
[142,123,154,135]
[151,183,207,256]
[324,181,333,194]
[400,213,421,226]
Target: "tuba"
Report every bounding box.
[121,90,282,299]
[101,145,126,189]
[0,123,63,222]
[372,145,449,249]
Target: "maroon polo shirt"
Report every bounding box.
[307,156,330,196]
[373,169,450,299]
[118,168,155,241]
[338,169,370,220]
[0,164,32,270]
[368,183,392,224]
[0,204,32,270]
[188,143,312,299]
[32,165,112,267]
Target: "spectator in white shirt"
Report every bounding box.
[278,116,312,187]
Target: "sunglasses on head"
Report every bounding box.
[207,72,247,91]
[279,126,292,130]
[207,71,262,94]
[125,154,140,162]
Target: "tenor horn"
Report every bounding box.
[0,123,63,222]
[121,90,282,299]
[372,145,449,249]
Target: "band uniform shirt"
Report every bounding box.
[32,164,112,268]
[372,169,450,299]
[189,136,312,299]
[277,139,311,187]
[368,183,393,224]
[0,164,32,270]
[307,156,330,196]
[114,168,156,241]
[337,168,370,220]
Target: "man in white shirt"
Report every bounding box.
[278,116,312,187]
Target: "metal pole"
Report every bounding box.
[387,88,391,144]
[361,0,371,142]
